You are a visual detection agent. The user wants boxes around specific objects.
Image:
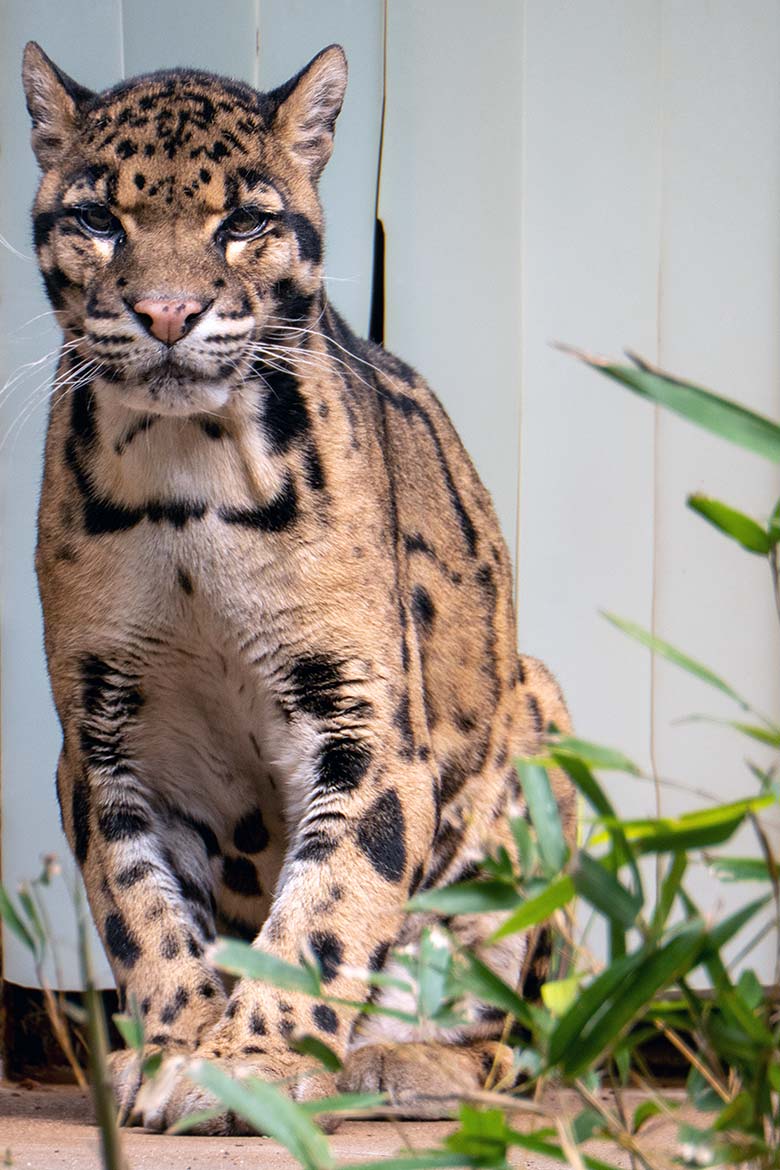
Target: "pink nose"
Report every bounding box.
[132,297,206,345]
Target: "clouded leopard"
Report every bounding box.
[22,40,575,1132]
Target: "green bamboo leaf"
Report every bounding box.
[632,1099,665,1131]
[407,880,518,915]
[509,816,537,877]
[687,495,772,555]
[290,1033,343,1072]
[651,852,687,935]
[518,763,568,876]
[548,950,644,1065]
[541,975,580,1018]
[491,875,575,941]
[446,1104,510,1163]
[596,795,773,855]
[553,754,643,900]
[188,1061,332,1170]
[16,885,46,951]
[452,951,534,1028]
[565,348,780,463]
[113,1012,144,1051]
[682,715,780,747]
[602,613,750,709]
[0,884,37,953]
[705,894,771,955]
[572,1107,606,1142]
[708,856,771,882]
[211,939,321,996]
[549,736,640,775]
[571,851,642,928]
[560,926,707,1076]
[417,928,452,1021]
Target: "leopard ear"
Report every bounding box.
[269,45,347,179]
[22,42,94,168]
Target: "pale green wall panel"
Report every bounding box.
[121,0,257,79]
[651,0,780,979]
[380,0,524,568]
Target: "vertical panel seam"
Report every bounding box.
[117,0,126,78]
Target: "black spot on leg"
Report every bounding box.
[316,739,372,793]
[160,933,179,959]
[160,987,189,1025]
[233,808,269,854]
[409,862,425,894]
[222,855,262,897]
[72,777,91,864]
[199,981,217,999]
[98,806,151,841]
[294,833,338,863]
[116,860,154,888]
[219,914,257,941]
[411,586,435,633]
[311,1003,338,1034]
[178,813,220,858]
[368,941,391,971]
[393,694,415,760]
[134,172,146,189]
[105,911,141,968]
[308,932,343,983]
[356,789,407,884]
[249,1009,266,1035]
[287,654,343,719]
[177,567,194,595]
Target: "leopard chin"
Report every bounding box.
[108,370,235,417]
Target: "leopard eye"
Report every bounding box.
[75,203,123,239]
[219,206,269,241]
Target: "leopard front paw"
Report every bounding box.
[109,1041,190,1125]
[140,1046,337,1134]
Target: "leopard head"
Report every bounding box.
[22,42,347,417]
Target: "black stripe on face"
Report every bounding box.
[33,210,58,249]
[283,212,322,264]
[255,366,310,453]
[43,267,74,309]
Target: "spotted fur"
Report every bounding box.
[23,41,575,1132]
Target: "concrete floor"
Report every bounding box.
[1,1081,690,1170]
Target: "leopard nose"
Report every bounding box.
[132,297,208,345]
